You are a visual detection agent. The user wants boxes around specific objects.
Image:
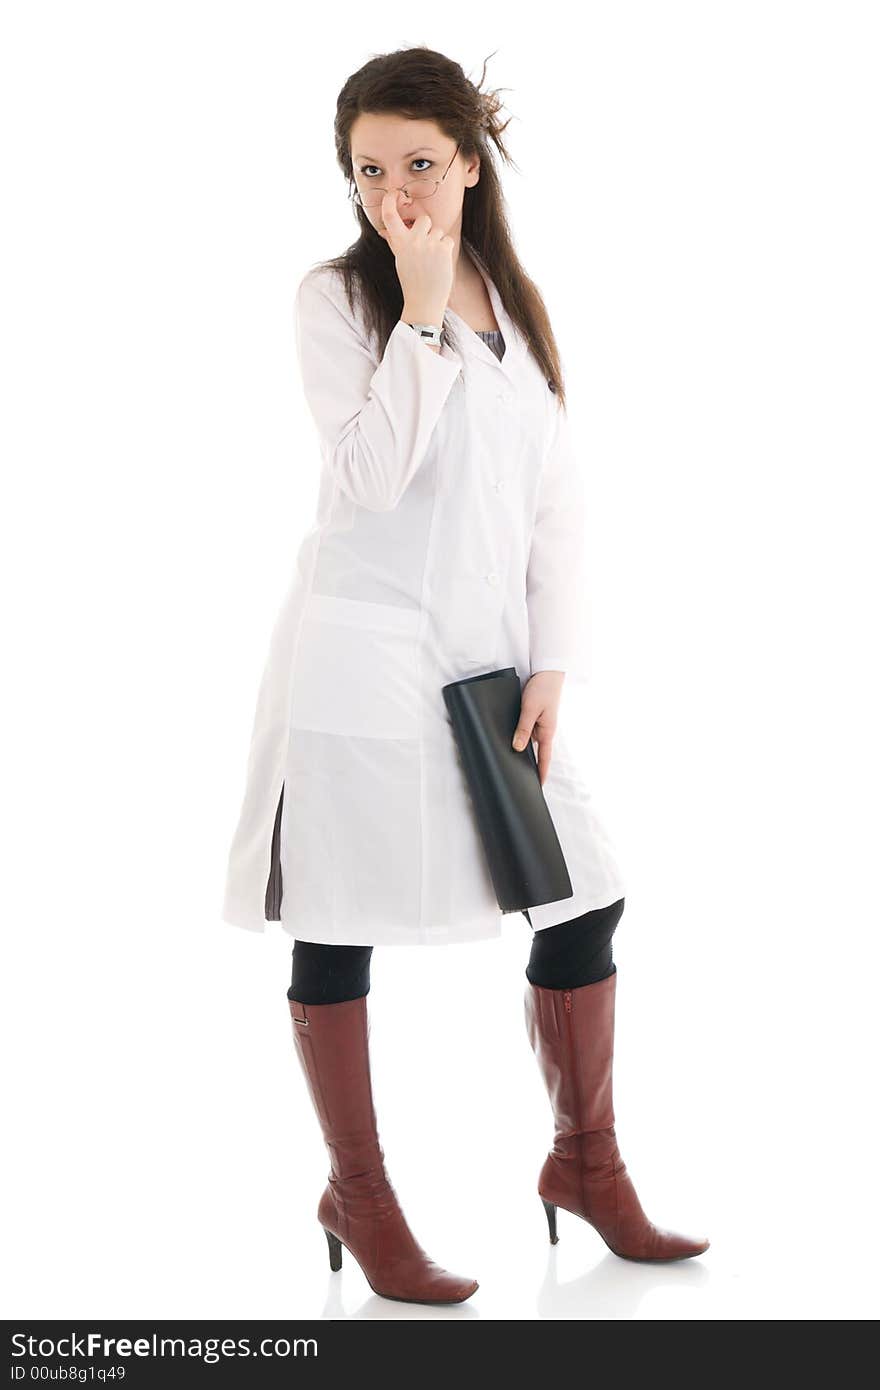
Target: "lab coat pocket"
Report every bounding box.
[289,592,423,739]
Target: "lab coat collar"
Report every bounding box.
[442,237,528,384]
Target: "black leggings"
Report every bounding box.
[287,897,625,1004]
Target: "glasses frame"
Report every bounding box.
[349,142,462,211]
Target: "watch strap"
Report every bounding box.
[406,321,443,346]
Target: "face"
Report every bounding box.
[349,114,479,241]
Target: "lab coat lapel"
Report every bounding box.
[443,239,527,386]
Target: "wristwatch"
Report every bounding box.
[405,321,443,346]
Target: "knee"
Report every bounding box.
[288,940,374,1005]
[526,897,624,990]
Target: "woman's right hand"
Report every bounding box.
[383,190,455,324]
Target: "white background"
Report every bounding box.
[3,1,878,1320]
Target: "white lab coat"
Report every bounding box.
[220,238,626,946]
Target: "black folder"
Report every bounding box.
[441,667,573,913]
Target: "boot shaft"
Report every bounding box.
[524,972,618,1138]
[288,994,387,1182]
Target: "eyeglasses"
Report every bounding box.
[349,143,461,211]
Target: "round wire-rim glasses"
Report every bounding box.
[348,143,461,211]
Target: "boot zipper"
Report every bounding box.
[563,991,577,1096]
[563,989,586,1212]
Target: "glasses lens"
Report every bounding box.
[355,179,436,209]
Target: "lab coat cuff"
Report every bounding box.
[388,317,462,383]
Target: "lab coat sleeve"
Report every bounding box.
[294,268,462,512]
[526,397,590,683]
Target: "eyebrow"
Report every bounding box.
[353,147,439,162]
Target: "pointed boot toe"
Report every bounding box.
[611,1222,711,1262]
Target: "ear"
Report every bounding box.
[465,155,481,188]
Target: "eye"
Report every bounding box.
[357,158,434,178]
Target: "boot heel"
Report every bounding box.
[323,1227,342,1271]
[541,1196,559,1244]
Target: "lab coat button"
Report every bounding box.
[486,570,500,586]
[494,479,506,493]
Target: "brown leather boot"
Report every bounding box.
[524,970,710,1261]
[288,992,479,1304]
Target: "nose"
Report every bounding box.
[377,190,416,231]
[380,194,414,228]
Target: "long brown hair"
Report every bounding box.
[308,45,567,407]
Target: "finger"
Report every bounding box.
[410,209,434,237]
[512,712,535,752]
[382,189,408,238]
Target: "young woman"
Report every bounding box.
[222,47,709,1305]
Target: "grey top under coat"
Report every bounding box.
[439,326,506,361]
[475,328,506,361]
